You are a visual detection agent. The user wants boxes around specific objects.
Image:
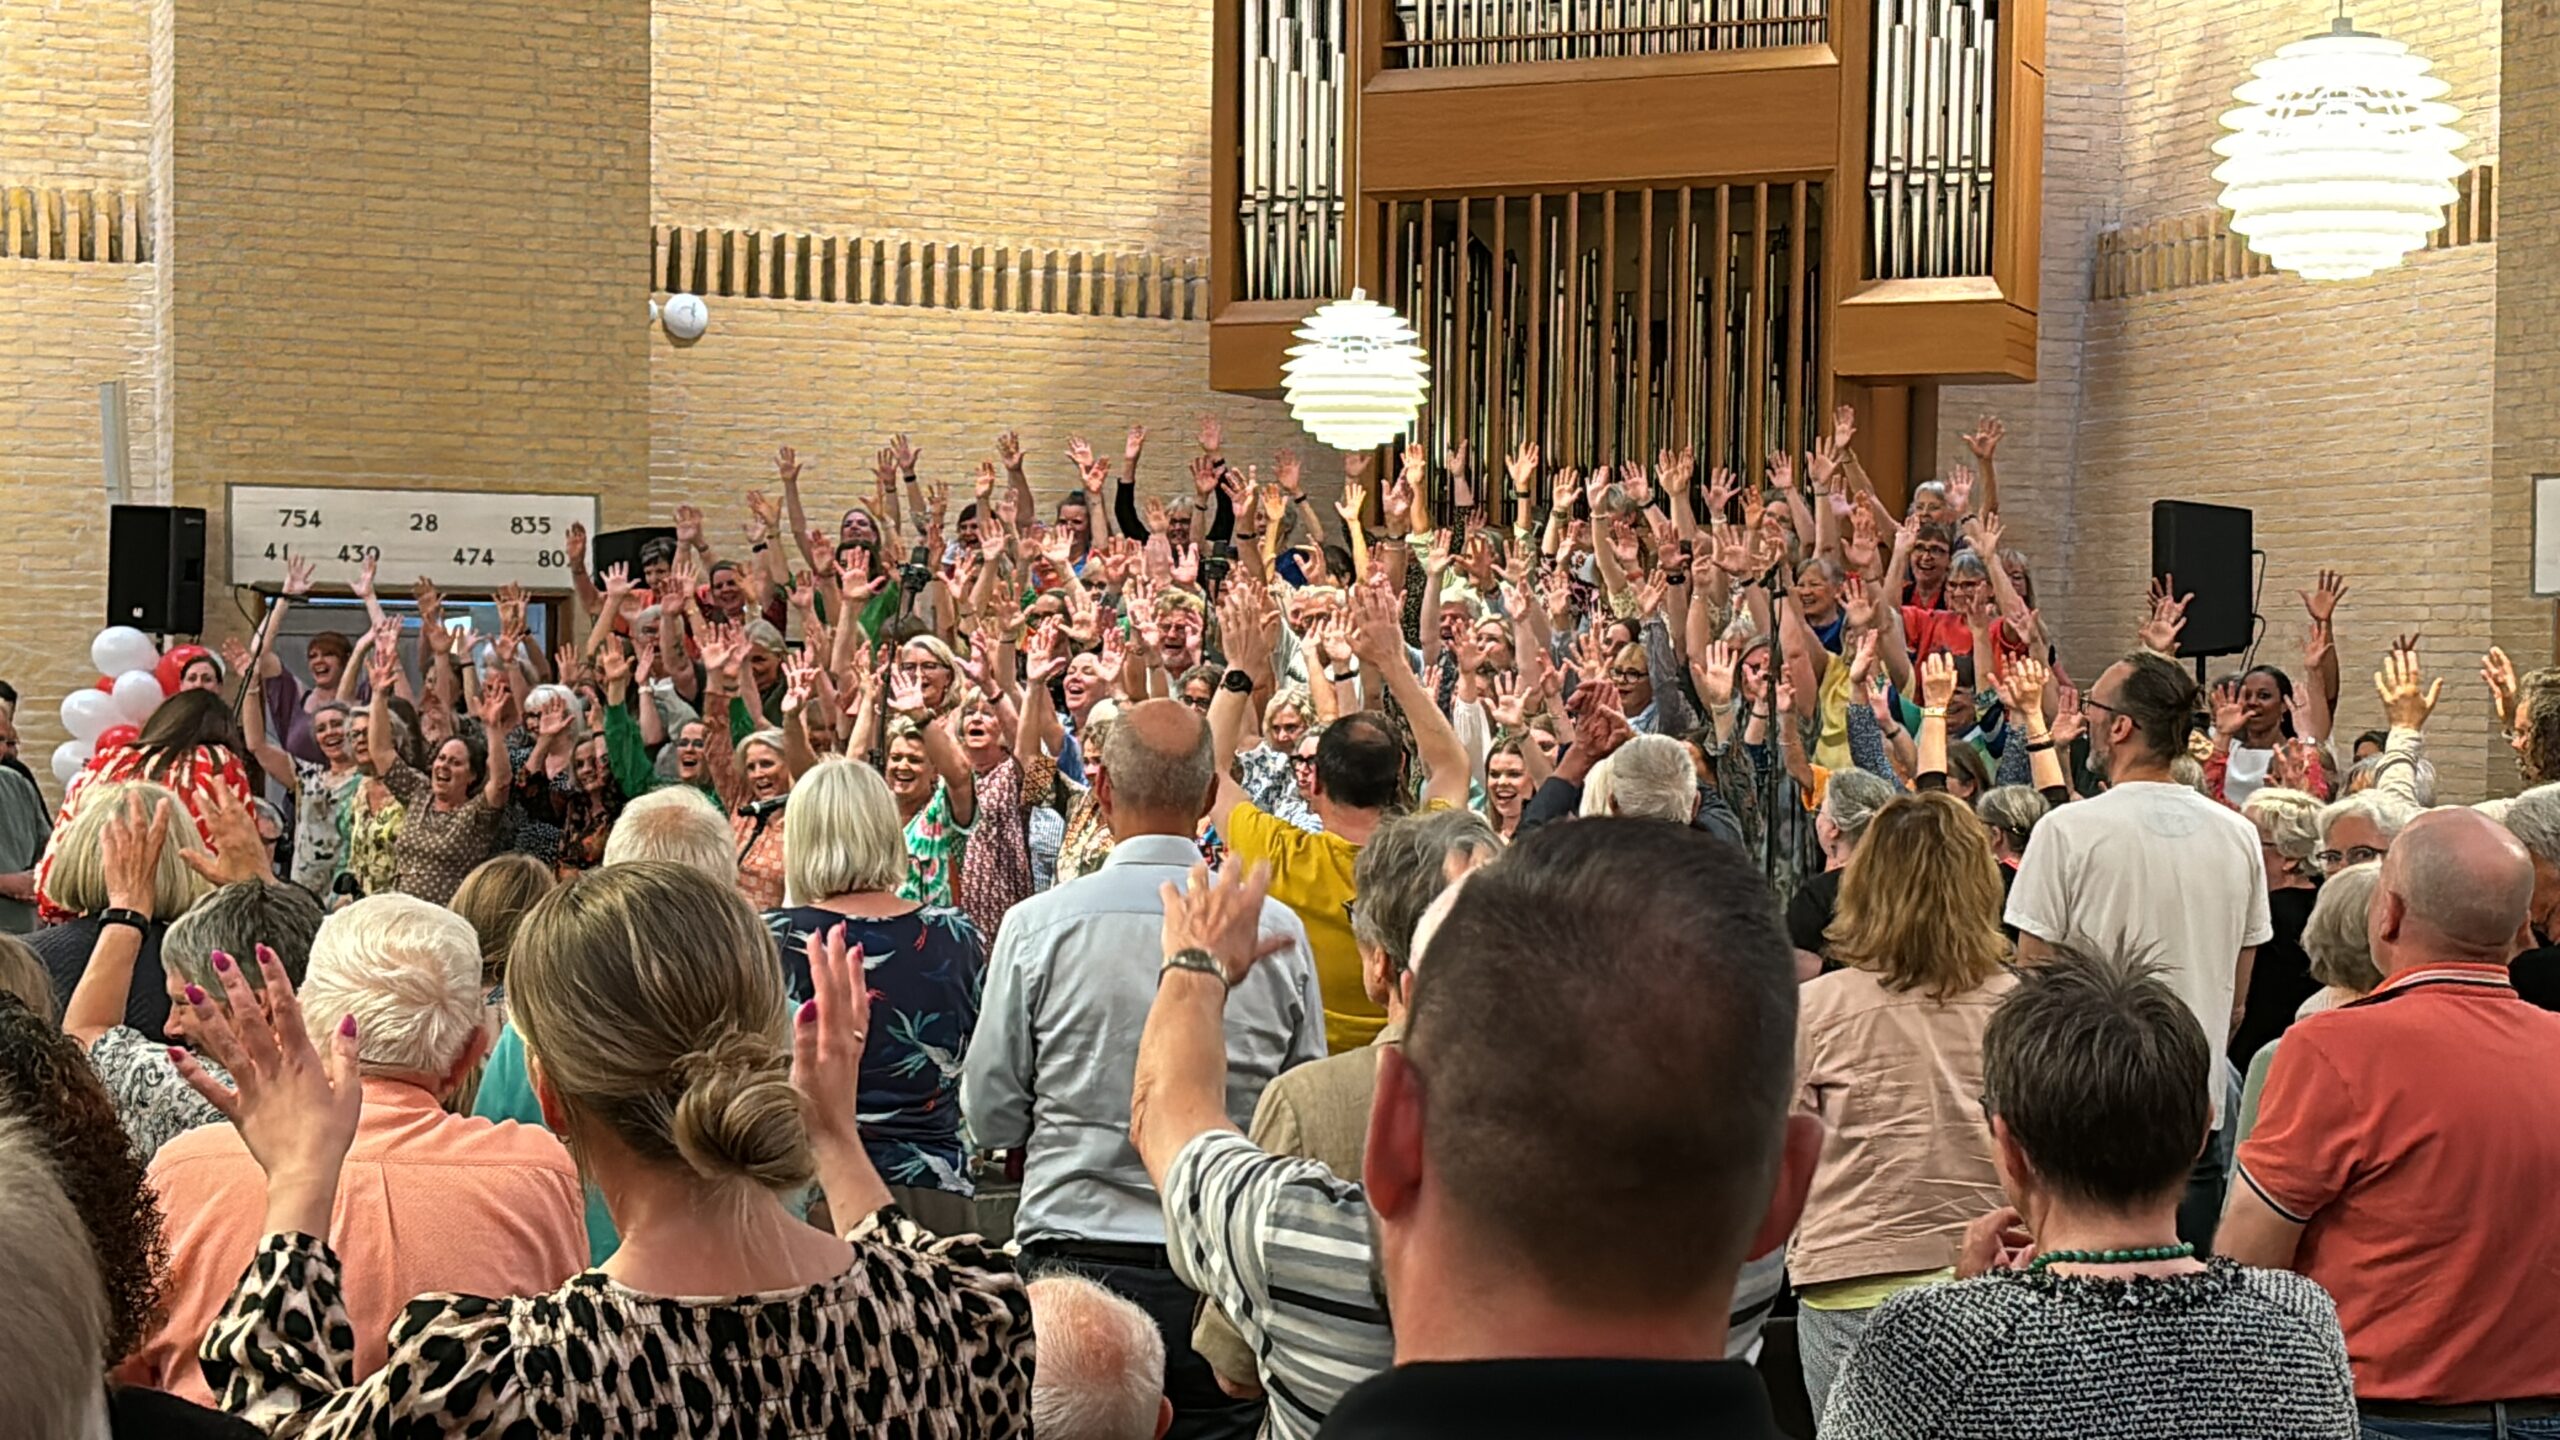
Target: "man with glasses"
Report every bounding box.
[2005,649,2271,1250]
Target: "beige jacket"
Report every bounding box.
[1789,966,2015,1288]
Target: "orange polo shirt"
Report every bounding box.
[123,1076,588,1404]
[2236,963,2560,1403]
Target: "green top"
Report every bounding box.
[472,1023,619,1265]
[601,700,722,801]
[895,779,971,908]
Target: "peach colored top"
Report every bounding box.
[124,1076,587,1404]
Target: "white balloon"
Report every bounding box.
[60,688,118,743]
[110,670,166,726]
[90,626,160,680]
[50,739,92,786]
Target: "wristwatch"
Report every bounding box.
[1161,947,1231,989]
[1221,668,1257,694]
[97,907,151,933]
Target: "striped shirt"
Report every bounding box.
[1164,1131,1789,1440]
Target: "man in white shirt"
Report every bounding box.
[965,698,1323,1440]
[2006,649,2271,1250]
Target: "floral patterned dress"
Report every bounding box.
[895,781,971,909]
[765,904,984,1196]
[345,784,405,900]
[955,752,1055,947]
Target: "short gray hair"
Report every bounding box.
[1975,784,2049,853]
[1027,1275,1163,1440]
[605,786,739,882]
[2318,790,2421,852]
[0,1118,109,1438]
[1351,807,1501,977]
[524,683,587,742]
[1599,734,1699,823]
[1822,769,1897,845]
[2244,786,2325,863]
[2503,783,2560,866]
[1100,707,1216,816]
[783,758,909,904]
[165,883,324,994]
[297,895,486,1080]
[2301,861,2383,996]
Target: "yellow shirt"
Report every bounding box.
[1224,801,1383,1053]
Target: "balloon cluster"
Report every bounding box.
[53,627,183,784]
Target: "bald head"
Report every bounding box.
[2373,808,2534,968]
[1098,698,1216,834]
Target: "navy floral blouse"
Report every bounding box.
[765,904,984,1196]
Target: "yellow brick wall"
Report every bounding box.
[0,266,158,770]
[0,0,152,183]
[1939,0,2510,794]
[649,303,1316,541]
[159,0,653,518]
[651,0,1213,255]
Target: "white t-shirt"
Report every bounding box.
[2221,743,2275,808]
[2004,781,2274,1128]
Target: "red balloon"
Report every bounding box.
[96,676,115,693]
[94,724,140,751]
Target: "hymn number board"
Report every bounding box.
[228,485,600,592]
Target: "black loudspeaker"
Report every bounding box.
[2150,500,2255,659]
[107,504,207,635]
[589,525,678,588]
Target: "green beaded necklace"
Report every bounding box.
[2028,1242,2196,1272]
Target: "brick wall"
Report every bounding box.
[649,302,1315,543]
[651,0,1214,256]
[2492,0,2560,717]
[0,0,152,183]
[1940,0,2510,793]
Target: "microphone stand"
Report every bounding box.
[1756,554,1795,888]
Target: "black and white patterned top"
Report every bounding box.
[200,1208,1035,1439]
[1821,1259,2359,1440]
[91,1025,230,1162]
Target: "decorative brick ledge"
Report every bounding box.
[2092,162,2496,301]
[652,224,1210,321]
[0,186,152,264]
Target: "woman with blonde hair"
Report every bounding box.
[25,779,207,1039]
[763,757,983,1232]
[171,860,1031,1434]
[1793,789,2021,1417]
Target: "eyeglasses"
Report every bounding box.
[1292,753,1318,768]
[2315,845,2384,872]
[1611,668,1650,683]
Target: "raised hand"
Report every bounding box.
[1196,414,1225,456]
[1171,543,1200,587]
[1159,855,1286,987]
[1125,424,1148,462]
[888,432,921,475]
[565,520,589,573]
[1944,466,1976,516]
[170,944,364,1227]
[1065,435,1096,473]
[1962,415,2004,462]
[413,576,443,627]
[366,634,400,693]
[1275,447,1304,497]
[887,665,929,719]
[1847,630,1881,694]
[836,548,887,600]
[2048,684,2088,747]
[1698,639,1740,710]
[2138,576,2191,655]
[1832,403,1858,450]
[1920,651,1959,710]
[1807,436,1845,489]
[2211,680,2247,739]
[1506,442,1540,497]
[282,553,316,598]
[2299,568,2349,625]
[1843,507,1881,575]
[781,656,817,715]
[602,562,634,602]
[994,428,1026,472]
[792,924,874,1155]
[222,636,256,679]
[352,551,378,599]
[1335,479,1369,529]
[2375,642,2443,732]
[972,460,999,505]
[774,445,803,486]
[1998,655,2050,716]
[2485,645,2522,725]
[101,796,176,918]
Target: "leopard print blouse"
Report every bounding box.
[200,1208,1033,1438]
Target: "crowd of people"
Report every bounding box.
[0,407,2555,1439]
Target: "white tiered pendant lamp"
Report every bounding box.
[1281,289,1430,451]
[2212,15,2466,282]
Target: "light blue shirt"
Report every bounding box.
[961,832,1325,1247]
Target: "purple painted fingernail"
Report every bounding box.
[211,951,232,972]
[339,1014,358,1037]
[184,984,206,1005]
[797,1000,818,1025]
[166,1047,185,1063]
[256,943,277,966]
